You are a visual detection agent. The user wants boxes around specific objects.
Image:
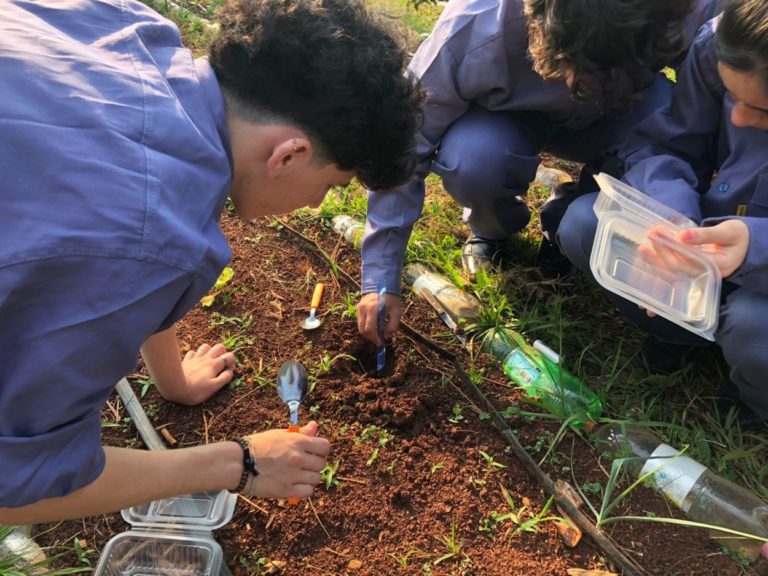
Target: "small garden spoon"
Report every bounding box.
[276,360,308,504]
[300,282,325,330]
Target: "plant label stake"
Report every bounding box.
[300,282,325,330]
[276,360,308,504]
[376,281,387,372]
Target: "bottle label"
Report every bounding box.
[503,350,540,385]
[639,443,707,511]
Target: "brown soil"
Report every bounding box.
[36,211,766,576]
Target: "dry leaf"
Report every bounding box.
[555,519,582,548]
[347,559,363,570]
[567,569,618,576]
[264,559,287,575]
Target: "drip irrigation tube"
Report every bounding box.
[279,217,651,576]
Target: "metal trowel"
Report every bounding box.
[276,360,309,504]
[300,283,325,330]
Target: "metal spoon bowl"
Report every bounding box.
[277,360,308,426]
[300,283,325,330]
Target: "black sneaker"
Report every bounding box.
[640,336,694,374]
[714,381,766,430]
[535,237,574,279]
[461,234,504,277]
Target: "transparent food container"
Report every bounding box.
[590,173,721,340]
[94,490,236,576]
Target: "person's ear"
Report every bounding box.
[266,137,311,178]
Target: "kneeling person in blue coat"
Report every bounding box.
[557,0,768,426]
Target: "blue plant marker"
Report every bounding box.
[376,281,387,372]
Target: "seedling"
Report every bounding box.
[137,377,154,399]
[432,522,467,566]
[210,311,253,329]
[479,450,506,472]
[321,460,341,490]
[481,487,561,540]
[447,404,464,424]
[431,461,445,474]
[327,290,360,320]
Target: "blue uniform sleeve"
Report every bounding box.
[621,20,724,223]
[361,2,518,294]
[0,257,208,508]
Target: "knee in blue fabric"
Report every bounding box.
[718,290,768,413]
[555,192,599,274]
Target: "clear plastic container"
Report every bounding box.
[590,173,721,340]
[94,490,236,576]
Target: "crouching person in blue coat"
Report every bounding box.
[556,0,768,427]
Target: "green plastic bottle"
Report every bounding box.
[484,329,602,429]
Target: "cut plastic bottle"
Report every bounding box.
[595,423,768,558]
[482,329,603,430]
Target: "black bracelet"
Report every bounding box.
[237,438,259,475]
[231,438,259,493]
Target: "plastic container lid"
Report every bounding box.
[94,491,236,576]
[122,490,237,531]
[590,175,721,340]
[592,173,697,230]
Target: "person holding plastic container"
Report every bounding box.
[356,0,722,347]
[0,0,422,524]
[556,0,768,426]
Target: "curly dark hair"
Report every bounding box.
[524,0,696,113]
[209,0,423,190]
[716,0,768,90]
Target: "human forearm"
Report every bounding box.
[362,178,425,295]
[141,326,186,399]
[0,443,242,525]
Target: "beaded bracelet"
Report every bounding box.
[232,438,259,493]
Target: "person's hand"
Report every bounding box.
[761,540,768,560]
[242,421,331,500]
[677,219,750,278]
[180,343,236,404]
[357,292,401,346]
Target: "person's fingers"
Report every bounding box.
[305,437,331,458]
[196,343,211,356]
[209,343,227,357]
[302,453,328,472]
[184,349,196,361]
[299,470,322,485]
[300,420,319,436]
[212,367,234,383]
[216,352,235,372]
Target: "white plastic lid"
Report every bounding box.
[590,214,720,340]
[93,530,222,576]
[121,490,237,531]
[592,173,697,230]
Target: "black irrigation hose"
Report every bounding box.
[277,218,650,576]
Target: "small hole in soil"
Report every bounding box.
[349,340,401,377]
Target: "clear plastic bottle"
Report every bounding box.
[331,214,365,248]
[0,526,47,573]
[595,423,768,558]
[482,329,603,429]
[404,263,482,325]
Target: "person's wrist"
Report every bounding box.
[230,438,259,493]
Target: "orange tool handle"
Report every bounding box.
[310,283,325,309]
[287,425,301,504]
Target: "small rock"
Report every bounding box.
[348,559,363,570]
